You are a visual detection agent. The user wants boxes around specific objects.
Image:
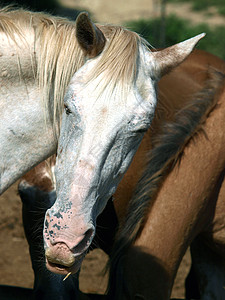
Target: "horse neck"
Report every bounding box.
[0,103,57,194]
[0,30,57,194]
[132,76,225,297]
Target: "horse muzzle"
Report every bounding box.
[45,242,84,275]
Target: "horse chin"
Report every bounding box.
[45,255,84,275]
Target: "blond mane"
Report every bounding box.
[0,7,84,134]
[0,7,148,133]
[89,25,143,93]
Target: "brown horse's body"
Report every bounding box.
[110,52,225,299]
[19,50,225,299]
[119,81,225,300]
[113,49,225,221]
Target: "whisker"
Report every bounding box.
[63,272,72,281]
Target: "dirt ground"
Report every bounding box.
[1,0,220,298]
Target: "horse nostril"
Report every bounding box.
[72,228,94,254]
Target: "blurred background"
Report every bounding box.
[0,1,224,299]
[0,0,224,58]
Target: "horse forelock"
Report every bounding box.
[33,12,84,136]
[84,25,149,100]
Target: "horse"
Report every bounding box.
[42,14,205,276]
[0,5,219,291]
[107,70,225,299]
[11,57,225,299]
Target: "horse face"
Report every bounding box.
[57,59,155,206]
[44,13,205,275]
[44,48,156,275]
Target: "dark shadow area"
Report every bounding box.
[0,285,107,300]
[93,199,118,255]
[185,263,200,300]
[0,286,32,300]
[108,244,171,299]
[0,0,59,13]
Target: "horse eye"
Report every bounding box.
[64,104,72,115]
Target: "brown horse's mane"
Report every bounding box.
[107,70,225,299]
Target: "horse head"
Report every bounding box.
[43,12,204,275]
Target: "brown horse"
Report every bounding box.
[12,50,225,299]
[108,68,225,300]
[113,48,225,220]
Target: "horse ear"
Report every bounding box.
[76,12,106,58]
[152,33,205,78]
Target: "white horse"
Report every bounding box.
[40,13,204,275]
